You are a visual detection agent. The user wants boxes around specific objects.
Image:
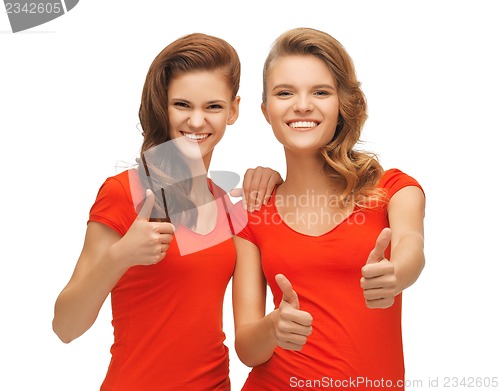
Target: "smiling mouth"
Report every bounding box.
[180,132,211,141]
[287,121,319,130]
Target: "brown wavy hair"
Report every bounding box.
[136,33,241,225]
[262,27,386,207]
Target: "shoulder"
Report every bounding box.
[89,169,143,235]
[100,169,130,189]
[378,168,424,199]
[111,168,145,197]
[231,197,277,244]
[91,169,144,216]
[95,170,133,201]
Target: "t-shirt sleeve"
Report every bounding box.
[379,168,425,199]
[88,177,136,236]
[231,200,258,245]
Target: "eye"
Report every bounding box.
[276,90,293,98]
[173,101,190,108]
[314,90,330,97]
[207,104,224,110]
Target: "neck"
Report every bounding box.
[281,148,332,195]
[183,150,213,202]
[189,173,213,202]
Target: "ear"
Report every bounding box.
[261,103,271,124]
[227,96,240,125]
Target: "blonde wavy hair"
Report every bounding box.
[262,27,386,208]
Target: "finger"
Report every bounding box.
[243,167,263,212]
[154,251,167,264]
[363,287,393,301]
[138,189,155,220]
[248,167,268,211]
[155,222,176,235]
[361,259,394,280]
[262,171,282,205]
[365,297,395,309]
[158,233,174,245]
[276,274,300,310]
[246,187,261,213]
[278,340,307,351]
[277,332,309,346]
[160,243,170,253]
[242,169,254,208]
[280,309,313,328]
[262,176,277,205]
[230,187,247,210]
[229,188,243,198]
[366,227,392,264]
[254,176,273,210]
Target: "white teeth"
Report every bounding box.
[182,132,210,140]
[289,121,318,128]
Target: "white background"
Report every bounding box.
[1,1,499,390]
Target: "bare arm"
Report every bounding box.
[52,190,174,343]
[232,237,275,366]
[388,185,426,293]
[361,186,425,308]
[233,237,312,367]
[52,222,127,343]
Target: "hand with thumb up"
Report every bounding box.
[360,228,397,309]
[115,189,175,268]
[271,274,313,351]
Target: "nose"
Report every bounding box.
[293,94,313,113]
[187,110,206,129]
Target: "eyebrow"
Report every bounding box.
[169,98,228,104]
[271,83,336,91]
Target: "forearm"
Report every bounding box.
[235,310,279,367]
[52,245,128,343]
[392,232,425,295]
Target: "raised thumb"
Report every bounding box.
[276,274,300,310]
[366,227,392,264]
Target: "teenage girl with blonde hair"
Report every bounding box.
[233,27,425,390]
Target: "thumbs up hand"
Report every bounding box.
[271,274,313,351]
[116,189,175,268]
[360,228,397,309]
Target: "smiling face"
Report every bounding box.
[262,55,340,155]
[167,70,240,168]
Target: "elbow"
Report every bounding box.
[235,339,271,368]
[52,319,77,344]
[235,350,265,368]
[234,314,277,367]
[58,335,74,344]
[416,248,426,277]
[234,339,253,367]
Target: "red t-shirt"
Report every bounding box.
[88,169,236,391]
[236,169,424,391]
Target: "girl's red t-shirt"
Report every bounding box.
[236,168,424,391]
[89,169,235,391]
